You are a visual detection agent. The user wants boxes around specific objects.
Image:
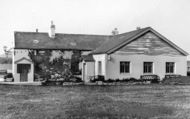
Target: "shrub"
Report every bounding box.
[104,78,115,83]
[115,79,120,82]
[90,75,105,82]
[187,72,190,76]
[96,75,105,82]
[42,80,64,86]
[162,76,190,85]
[0,57,12,64]
[90,77,96,83]
[165,74,181,79]
[121,78,130,82]
[42,75,83,86]
[151,79,160,83]
[40,74,51,80]
[4,73,14,82]
[71,76,83,83]
[104,78,138,83]
[5,73,13,78]
[129,77,137,82]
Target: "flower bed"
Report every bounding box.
[162,76,190,85]
[89,75,160,85]
[41,76,83,86]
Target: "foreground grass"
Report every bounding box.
[0,85,190,119]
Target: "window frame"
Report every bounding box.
[120,61,130,73]
[166,62,175,74]
[143,62,153,74]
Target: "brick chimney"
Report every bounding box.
[112,28,119,35]
[136,27,141,30]
[50,21,55,38]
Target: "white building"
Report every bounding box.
[82,27,188,82]
[13,24,188,82]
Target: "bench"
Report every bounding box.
[140,74,160,83]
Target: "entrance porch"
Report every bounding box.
[14,57,34,82]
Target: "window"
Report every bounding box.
[120,61,130,73]
[166,62,175,73]
[144,62,153,73]
[188,67,190,71]
[98,61,102,75]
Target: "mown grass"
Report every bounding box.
[0,85,190,119]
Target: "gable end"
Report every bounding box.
[109,28,188,56]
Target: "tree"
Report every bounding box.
[3,46,8,58]
[3,46,12,58]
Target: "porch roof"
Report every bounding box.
[14,57,33,64]
[83,55,95,62]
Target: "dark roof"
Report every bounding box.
[93,27,150,54]
[14,27,188,56]
[82,55,95,62]
[14,32,110,50]
[93,27,189,56]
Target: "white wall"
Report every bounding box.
[93,54,107,79]
[106,54,187,80]
[14,49,30,61]
[82,61,95,82]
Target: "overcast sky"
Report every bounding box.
[1,0,190,57]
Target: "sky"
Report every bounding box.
[1,0,190,58]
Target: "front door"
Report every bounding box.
[98,61,102,75]
[20,69,28,82]
[17,64,30,82]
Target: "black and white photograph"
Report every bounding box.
[0,0,190,118]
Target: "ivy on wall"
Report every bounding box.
[28,49,82,80]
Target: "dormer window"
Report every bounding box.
[33,39,39,44]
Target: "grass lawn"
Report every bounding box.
[0,85,190,119]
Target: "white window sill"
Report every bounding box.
[120,73,130,74]
[165,73,175,74]
[143,73,153,75]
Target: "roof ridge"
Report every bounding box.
[14,31,48,34]
[15,31,111,37]
[14,27,151,37]
[115,27,151,37]
[56,33,111,37]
